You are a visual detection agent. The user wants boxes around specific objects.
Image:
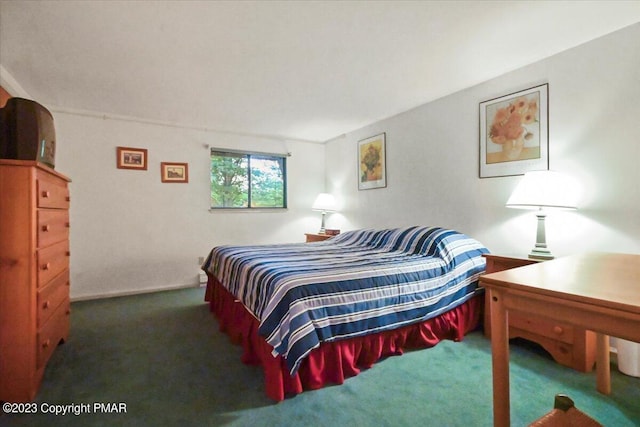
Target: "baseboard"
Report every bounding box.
[70,283,200,302]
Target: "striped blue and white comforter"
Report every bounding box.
[203,226,489,374]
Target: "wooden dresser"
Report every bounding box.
[482,254,596,372]
[0,160,71,402]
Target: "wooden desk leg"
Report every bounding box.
[596,333,611,394]
[489,288,510,427]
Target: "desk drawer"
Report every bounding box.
[37,240,70,288]
[37,210,70,249]
[509,313,575,344]
[37,270,70,327]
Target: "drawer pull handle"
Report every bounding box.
[42,224,50,232]
[42,339,51,349]
[43,300,50,309]
[65,222,71,228]
[42,191,50,198]
[66,251,71,257]
[42,262,51,271]
[66,309,71,315]
[553,326,564,335]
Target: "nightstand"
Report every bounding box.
[482,254,596,372]
[305,233,333,242]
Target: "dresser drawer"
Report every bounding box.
[37,172,70,209]
[37,210,70,249]
[37,240,70,288]
[37,300,70,369]
[509,312,575,344]
[37,270,70,327]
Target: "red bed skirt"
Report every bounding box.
[205,275,482,401]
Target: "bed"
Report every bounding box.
[202,226,489,401]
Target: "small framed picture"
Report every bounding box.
[161,162,189,183]
[358,132,386,190]
[479,84,549,178]
[116,146,147,170]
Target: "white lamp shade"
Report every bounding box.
[506,171,578,210]
[312,193,337,212]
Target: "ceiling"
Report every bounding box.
[1,1,639,143]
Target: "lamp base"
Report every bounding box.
[528,248,554,260]
[318,211,327,234]
[528,209,554,260]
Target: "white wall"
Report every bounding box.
[325,24,640,257]
[54,114,326,299]
[31,23,640,300]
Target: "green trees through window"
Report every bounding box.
[210,150,287,209]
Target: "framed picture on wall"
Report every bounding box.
[161,162,189,183]
[479,83,549,178]
[358,132,386,190]
[116,146,148,170]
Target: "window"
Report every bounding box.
[210,149,287,209]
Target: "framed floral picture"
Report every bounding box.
[116,146,147,170]
[161,162,189,183]
[479,84,549,178]
[358,133,386,190]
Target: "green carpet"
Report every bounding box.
[1,287,638,426]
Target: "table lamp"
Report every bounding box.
[506,170,578,260]
[312,193,336,234]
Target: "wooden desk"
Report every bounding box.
[480,252,640,427]
[482,254,596,372]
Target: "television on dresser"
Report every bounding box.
[0,97,56,169]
